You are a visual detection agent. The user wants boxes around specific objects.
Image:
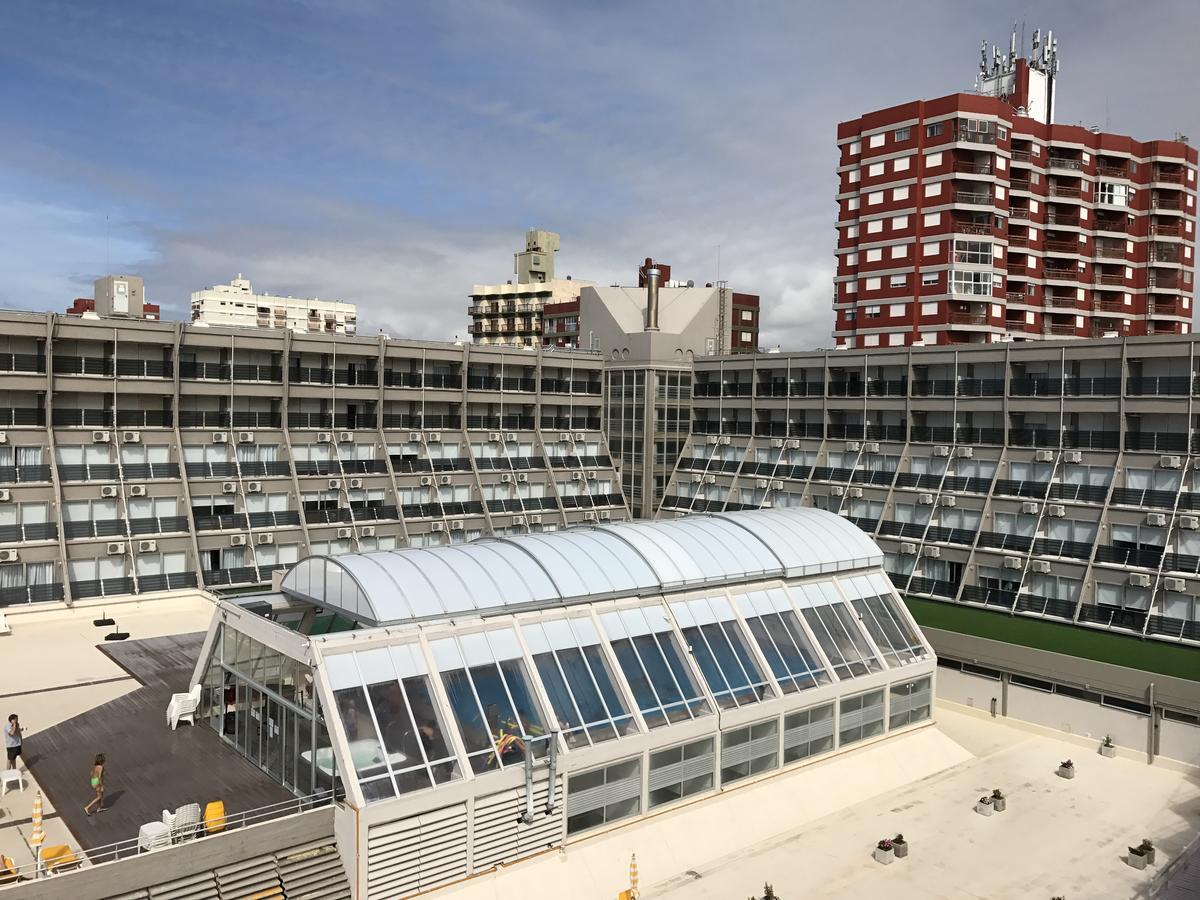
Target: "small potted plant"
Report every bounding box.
[874,838,895,865]
[1057,758,1075,779]
[975,795,994,817]
[892,833,908,859]
[1100,735,1116,758]
[991,788,1006,812]
[1128,843,1148,870]
[1138,838,1155,865]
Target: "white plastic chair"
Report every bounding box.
[166,684,202,730]
[162,802,202,843]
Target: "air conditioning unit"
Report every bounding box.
[328,478,342,490]
[1164,577,1186,592]
[420,476,433,486]
[1034,449,1054,462]
[0,490,9,502]
[772,481,784,491]
[1047,505,1066,517]
[718,436,732,446]
[229,534,247,547]
[512,515,527,526]
[900,542,918,555]
[574,432,586,441]
[427,432,441,443]
[703,474,716,484]
[122,430,141,443]
[1180,515,1200,530]
[360,526,375,537]
[1021,501,1040,514]
[848,487,864,499]
[0,549,18,563]
[1030,559,1052,573]
[1161,455,1182,469]
[708,435,720,444]
[245,481,262,493]
[212,431,228,444]
[1003,557,1023,569]
[528,514,542,525]
[0,432,7,444]
[918,493,934,504]
[317,432,332,443]
[1063,450,1083,464]
[923,546,941,558]
[831,486,846,497]
[584,512,598,522]
[576,472,586,481]
[439,475,451,485]
[771,438,784,448]
[349,478,364,489]
[128,484,147,497]
[338,431,354,443]
[940,495,957,507]
[429,522,445,533]
[501,473,513,483]
[1129,573,1152,588]
[409,432,422,443]
[559,432,572,442]
[222,481,237,494]
[137,539,157,553]
[956,446,974,458]
[489,432,502,442]
[786,440,801,450]
[933,445,951,457]
[92,430,111,443]
[587,471,597,480]
[257,533,275,545]
[1146,512,1168,527]
[505,432,517,442]
[338,527,353,539]
[106,541,126,555]
[863,442,880,453]
[846,441,861,452]
[757,479,769,489]
[517,473,528,483]
[100,485,118,498]
[449,520,464,531]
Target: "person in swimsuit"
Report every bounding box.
[84,754,105,816]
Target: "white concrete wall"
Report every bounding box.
[1006,683,1147,751]
[1159,718,1200,767]
[934,666,1002,713]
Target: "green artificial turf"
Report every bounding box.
[904,596,1200,683]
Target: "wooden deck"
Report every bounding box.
[24,633,294,851]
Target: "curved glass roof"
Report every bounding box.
[279,508,886,627]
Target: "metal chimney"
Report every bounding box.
[645,264,661,332]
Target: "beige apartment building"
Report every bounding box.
[191,274,358,335]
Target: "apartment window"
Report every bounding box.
[648,737,714,808]
[868,162,884,177]
[893,186,909,201]
[846,225,859,238]
[869,133,885,148]
[888,332,905,346]
[740,330,752,342]
[925,150,943,167]
[783,703,835,763]
[864,277,881,291]
[567,758,642,834]
[893,126,911,142]
[920,301,938,315]
[863,334,880,347]
[868,191,883,206]
[892,215,909,230]
[741,309,753,321]
[924,182,942,197]
[922,271,939,286]
[997,125,1008,140]
[890,244,908,258]
[844,252,858,266]
[867,220,883,234]
[950,270,993,295]
[843,281,857,295]
[889,274,907,288]
[953,240,992,265]
[864,305,881,318]
[865,248,882,262]
[844,309,856,321]
[894,156,911,172]
[922,212,941,227]
[847,169,860,184]
[888,303,906,316]
[839,689,886,746]
[922,240,940,256]
[925,122,943,138]
[847,197,860,211]
[848,140,861,155]
[720,719,779,785]
[1098,182,1131,206]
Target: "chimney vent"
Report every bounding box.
[645,262,661,331]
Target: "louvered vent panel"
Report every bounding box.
[277,841,351,900]
[148,870,219,900]
[216,853,281,900]
[472,776,562,872]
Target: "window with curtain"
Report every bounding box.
[731,588,830,693]
[669,595,772,709]
[522,617,636,749]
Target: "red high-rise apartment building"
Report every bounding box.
[834,30,1197,348]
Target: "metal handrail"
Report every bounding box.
[1,791,334,884]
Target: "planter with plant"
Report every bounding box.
[990,788,1006,812]
[1138,839,1155,865]
[1100,735,1116,758]
[1128,844,1148,870]
[975,795,994,817]
[874,838,895,865]
[1057,759,1075,779]
[892,834,908,858]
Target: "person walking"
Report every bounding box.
[4,714,21,770]
[83,754,105,816]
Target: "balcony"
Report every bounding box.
[0,353,46,374]
[52,356,112,376]
[1093,273,1125,287]
[0,582,64,605]
[0,522,57,542]
[193,513,249,532]
[1010,149,1031,163]
[1148,275,1181,291]
[178,361,231,380]
[1150,222,1183,238]
[1152,168,1185,184]
[1126,376,1190,396]
[1044,239,1080,254]
[231,363,283,382]
[1062,430,1120,450]
[380,414,462,429]
[334,368,378,387]
[949,312,989,326]
[115,359,173,378]
[1048,184,1083,199]
[1124,432,1188,452]
[1097,164,1130,178]
[0,464,52,483]
[953,189,993,205]
[289,366,334,385]
[51,408,113,427]
[1048,157,1083,171]
[115,409,173,428]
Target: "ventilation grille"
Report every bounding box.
[368,802,468,899]
[471,776,563,873]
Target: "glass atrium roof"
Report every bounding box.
[279,508,885,627]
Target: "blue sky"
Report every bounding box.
[2,0,1197,347]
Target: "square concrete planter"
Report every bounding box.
[873,846,895,865]
[1057,764,1075,779]
[975,800,994,816]
[893,840,908,859]
[1127,851,1148,871]
[992,796,1007,812]
[1100,744,1116,758]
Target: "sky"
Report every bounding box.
[1,0,1198,349]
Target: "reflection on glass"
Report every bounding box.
[801,604,881,679]
[852,594,926,666]
[601,608,711,728]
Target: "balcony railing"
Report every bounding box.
[1048,157,1083,170]
[115,359,173,378]
[0,464,52,483]
[0,353,46,374]
[1124,432,1188,452]
[1126,376,1191,396]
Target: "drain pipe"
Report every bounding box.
[545,733,559,814]
[1148,681,1158,765]
[519,750,535,824]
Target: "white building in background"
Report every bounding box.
[190,274,358,335]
